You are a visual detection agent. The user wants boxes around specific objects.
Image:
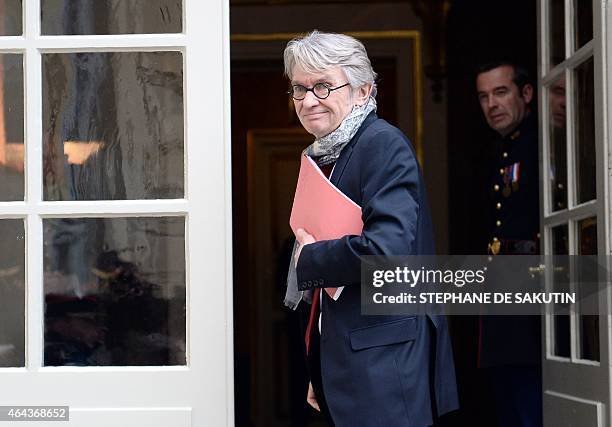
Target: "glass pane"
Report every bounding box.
[0,0,22,36]
[550,0,565,66]
[0,219,25,367]
[574,0,593,50]
[41,0,182,35]
[0,54,24,201]
[577,217,598,361]
[548,74,567,211]
[551,224,570,358]
[42,52,184,201]
[43,217,186,366]
[578,217,597,255]
[574,57,596,204]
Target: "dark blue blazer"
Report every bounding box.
[297,113,458,426]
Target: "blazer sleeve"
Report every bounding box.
[296,128,420,290]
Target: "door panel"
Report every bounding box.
[544,392,603,427]
[539,0,609,425]
[0,1,232,425]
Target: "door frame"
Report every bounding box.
[538,0,610,425]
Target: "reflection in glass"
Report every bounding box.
[551,224,570,358]
[548,75,567,211]
[0,0,22,36]
[574,57,596,204]
[577,217,598,361]
[574,0,593,50]
[42,52,184,201]
[41,0,182,35]
[43,217,186,366]
[0,219,25,367]
[550,0,565,66]
[0,54,24,201]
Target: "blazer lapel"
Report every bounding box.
[330,112,378,185]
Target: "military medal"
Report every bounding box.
[502,165,512,197]
[511,162,520,192]
[502,162,520,197]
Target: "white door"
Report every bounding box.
[0,1,233,426]
[538,0,610,425]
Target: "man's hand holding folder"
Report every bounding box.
[290,154,363,299]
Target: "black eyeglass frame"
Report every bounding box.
[287,82,350,100]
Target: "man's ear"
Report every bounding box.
[522,83,534,104]
[354,84,372,106]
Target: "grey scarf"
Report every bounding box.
[283,97,377,309]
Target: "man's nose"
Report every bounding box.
[302,90,320,108]
[487,95,498,109]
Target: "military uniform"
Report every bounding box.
[486,112,539,261]
[480,113,543,427]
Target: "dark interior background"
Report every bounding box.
[446,1,537,426]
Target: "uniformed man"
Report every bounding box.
[475,61,542,427]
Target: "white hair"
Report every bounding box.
[284,30,378,97]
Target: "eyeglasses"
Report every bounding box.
[287,82,350,100]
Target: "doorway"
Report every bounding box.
[229,1,611,426]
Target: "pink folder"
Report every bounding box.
[290,154,363,299]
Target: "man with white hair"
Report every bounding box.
[283,31,458,426]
